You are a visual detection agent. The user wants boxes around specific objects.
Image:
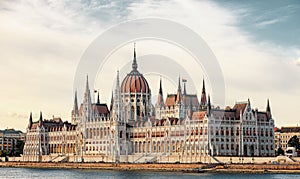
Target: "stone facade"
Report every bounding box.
[0,129,24,154]
[23,47,275,162]
[275,127,300,151]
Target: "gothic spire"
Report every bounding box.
[200,78,207,106]
[207,94,211,116]
[73,90,78,114]
[28,112,33,129]
[159,78,163,95]
[97,91,100,104]
[132,43,138,71]
[266,98,272,119]
[157,78,164,106]
[183,81,187,95]
[110,90,114,112]
[116,70,120,89]
[39,111,43,127]
[176,76,182,103]
[84,74,92,103]
[85,75,89,93]
[113,70,122,121]
[177,76,181,93]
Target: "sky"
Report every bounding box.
[0,0,299,131]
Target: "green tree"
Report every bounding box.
[276,147,284,156]
[288,135,300,150]
[15,140,25,156]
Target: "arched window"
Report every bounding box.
[131,106,134,119]
[137,106,140,116]
[120,131,123,138]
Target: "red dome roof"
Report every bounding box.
[121,72,150,93]
[120,46,150,93]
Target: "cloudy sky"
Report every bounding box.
[0,0,299,131]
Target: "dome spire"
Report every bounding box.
[132,43,138,71]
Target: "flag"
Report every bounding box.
[182,78,187,82]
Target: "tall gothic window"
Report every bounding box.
[137,106,140,116]
[131,106,134,119]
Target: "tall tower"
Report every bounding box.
[112,70,122,121]
[120,44,152,123]
[81,75,92,155]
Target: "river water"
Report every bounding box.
[0,167,299,179]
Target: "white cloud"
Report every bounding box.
[0,0,299,130]
[255,18,282,28]
[126,0,300,126]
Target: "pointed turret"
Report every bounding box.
[112,70,122,121]
[85,75,89,93]
[71,90,79,124]
[97,91,100,104]
[176,76,182,103]
[38,111,43,127]
[73,90,78,114]
[207,94,211,116]
[157,78,164,106]
[132,43,138,71]
[28,112,33,130]
[200,78,207,106]
[82,74,92,123]
[266,98,272,119]
[110,91,114,112]
[116,70,120,91]
[84,75,92,105]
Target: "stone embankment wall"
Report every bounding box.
[1,162,300,174]
[6,155,300,165]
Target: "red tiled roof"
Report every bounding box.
[121,72,150,93]
[92,104,109,115]
[232,103,247,118]
[255,111,269,122]
[183,94,199,106]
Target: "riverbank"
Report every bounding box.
[1,162,300,174]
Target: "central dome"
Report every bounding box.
[120,47,150,93]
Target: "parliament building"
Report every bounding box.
[23,47,275,163]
